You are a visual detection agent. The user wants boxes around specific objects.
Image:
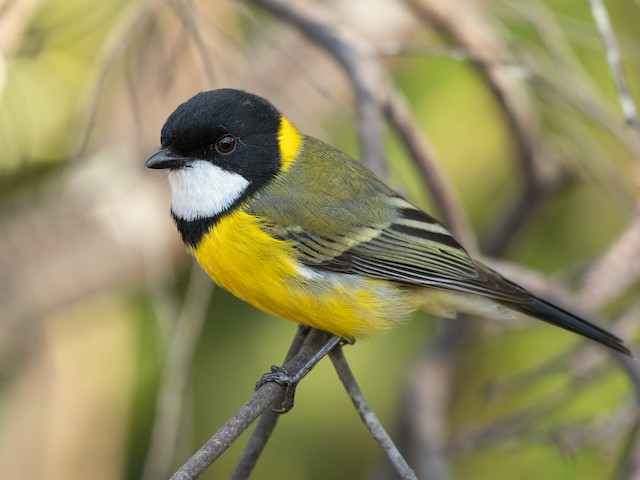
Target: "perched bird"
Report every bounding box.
[146,88,630,356]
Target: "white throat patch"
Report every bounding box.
[168,161,250,220]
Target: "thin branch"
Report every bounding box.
[229,326,310,480]
[170,328,332,480]
[449,393,576,457]
[588,0,640,133]
[170,383,281,480]
[329,346,418,480]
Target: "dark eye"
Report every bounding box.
[215,134,236,154]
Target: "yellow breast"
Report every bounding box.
[191,209,417,339]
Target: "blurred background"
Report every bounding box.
[1,0,639,478]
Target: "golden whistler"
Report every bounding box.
[146,89,630,356]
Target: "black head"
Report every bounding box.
[146,89,294,246]
[146,89,283,184]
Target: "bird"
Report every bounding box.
[146,88,630,358]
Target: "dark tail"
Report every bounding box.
[508,297,631,356]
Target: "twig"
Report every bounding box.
[329,346,418,480]
[142,264,214,480]
[170,328,332,480]
[588,0,640,132]
[170,383,281,480]
[229,326,310,480]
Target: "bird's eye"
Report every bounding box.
[215,134,236,155]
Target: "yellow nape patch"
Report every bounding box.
[278,116,302,172]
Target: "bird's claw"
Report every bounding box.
[256,365,298,414]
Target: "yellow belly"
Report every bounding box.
[191,210,417,339]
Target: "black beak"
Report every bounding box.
[145,148,191,170]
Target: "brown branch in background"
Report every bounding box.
[229,326,310,480]
[404,0,553,256]
[329,346,418,480]
[247,0,388,178]
[142,264,214,480]
[449,393,577,457]
[588,0,640,133]
[537,62,640,161]
[170,328,332,480]
[377,42,523,69]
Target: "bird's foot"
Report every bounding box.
[256,365,299,413]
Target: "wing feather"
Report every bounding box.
[269,196,531,305]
